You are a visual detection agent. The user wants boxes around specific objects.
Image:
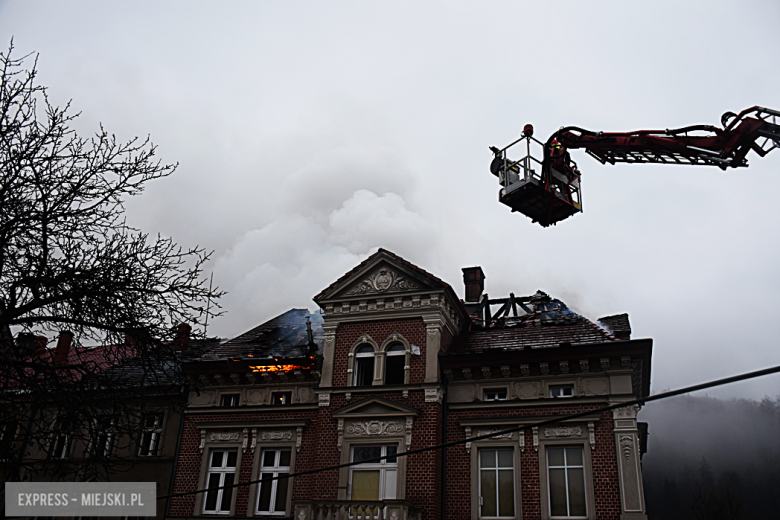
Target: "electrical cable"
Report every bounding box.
[158,363,780,501]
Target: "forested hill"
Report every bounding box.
[640,394,780,519]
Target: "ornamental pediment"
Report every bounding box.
[318,256,441,303]
[333,395,417,452]
[332,395,419,418]
[342,264,427,296]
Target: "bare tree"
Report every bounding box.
[0,42,222,485]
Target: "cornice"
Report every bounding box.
[192,419,309,429]
[458,414,601,426]
[320,299,462,337]
[185,404,319,415]
[448,397,609,411]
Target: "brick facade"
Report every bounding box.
[168,249,651,520]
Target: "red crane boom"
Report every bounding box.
[490,106,780,227]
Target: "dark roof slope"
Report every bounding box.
[104,339,222,384]
[447,291,616,354]
[197,309,323,361]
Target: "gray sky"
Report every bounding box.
[2,0,779,399]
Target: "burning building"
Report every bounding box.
[168,249,651,520]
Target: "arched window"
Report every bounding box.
[354,345,375,387]
[384,344,406,385]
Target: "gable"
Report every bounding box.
[340,261,434,297]
[316,252,444,303]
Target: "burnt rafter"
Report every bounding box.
[471,291,567,329]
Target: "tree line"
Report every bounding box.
[641,393,780,519]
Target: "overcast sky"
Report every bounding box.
[2,1,779,399]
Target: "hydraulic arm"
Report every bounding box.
[490,106,780,227]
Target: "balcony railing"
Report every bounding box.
[293,499,423,520]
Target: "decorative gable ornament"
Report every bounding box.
[344,267,421,296]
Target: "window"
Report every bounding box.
[220,394,240,407]
[479,449,514,519]
[349,444,397,503]
[138,414,163,456]
[547,447,587,518]
[353,345,375,387]
[93,416,116,458]
[204,450,237,514]
[1,419,18,460]
[484,389,508,401]
[256,448,291,515]
[549,385,574,398]
[271,392,292,405]
[384,344,406,385]
[49,417,72,459]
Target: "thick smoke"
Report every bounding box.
[211,143,440,335]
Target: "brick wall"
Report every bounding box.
[445,405,620,520]
[331,318,428,386]
[168,408,319,517]
[312,390,443,520]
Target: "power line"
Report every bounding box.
[158,363,780,501]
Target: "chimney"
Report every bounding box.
[54,331,73,365]
[462,266,486,303]
[174,323,192,352]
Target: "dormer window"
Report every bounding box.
[354,345,375,387]
[384,344,406,385]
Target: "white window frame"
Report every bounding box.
[549,385,575,399]
[545,446,588,520]
[255,448,292,516]
[483,389,508,402]
[270,391,293,405]
[48,416,72,459]
[138,413,164,457]
[478,448,516,519]
[220,394,240,407]
[348,444,398,502]
[93,416,117,458]
[383,344,407,385]
[353,345,376,387]
[203,449,238,515]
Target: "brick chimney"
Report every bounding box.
[174,323,192,351]
[462,266,486,303]
[54,331,73,365]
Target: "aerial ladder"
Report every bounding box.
[489,106,780,227]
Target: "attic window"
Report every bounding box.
[484,389,508,401]
[354,345,375,387]
[271,392,292,405]
[384,344,406,385]
[549,385,574,398]
[220,394,240,407]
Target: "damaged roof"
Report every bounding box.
[447,290,620,354]
[196,309,324,361]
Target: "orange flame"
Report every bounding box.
[249,364,304,373]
